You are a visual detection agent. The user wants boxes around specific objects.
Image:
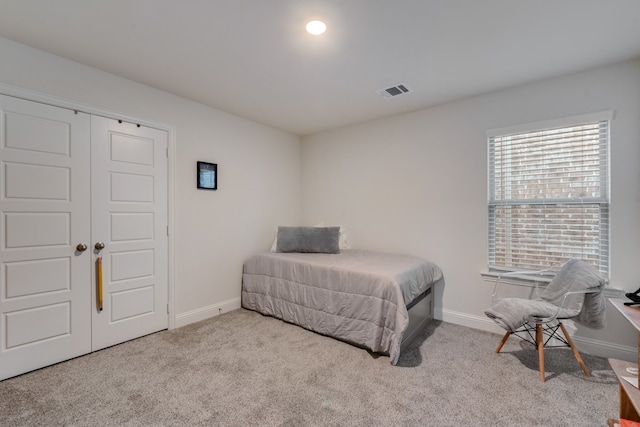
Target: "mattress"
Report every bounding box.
[241,249,443,364]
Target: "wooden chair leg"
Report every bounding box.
[536,323,545,382]
[559,322,590,377]
[496,331,511,353]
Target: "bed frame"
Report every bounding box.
[401,286,434,352]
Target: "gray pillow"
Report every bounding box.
[276,226,340,254]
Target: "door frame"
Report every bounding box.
[0,82,177,330]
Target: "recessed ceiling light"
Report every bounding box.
[306,20,326,35]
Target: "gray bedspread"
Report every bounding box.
[241,249,443,365]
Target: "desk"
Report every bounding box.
[610,299,640,422]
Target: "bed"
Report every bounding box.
[241,244,443,365]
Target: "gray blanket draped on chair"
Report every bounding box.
[484,259,606,332]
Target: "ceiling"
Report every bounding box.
[0,0,639,136]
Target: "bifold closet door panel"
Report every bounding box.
[0,94,92,381]
[90,116,168,352]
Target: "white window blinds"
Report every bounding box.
[488,113,610,276]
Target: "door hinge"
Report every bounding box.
[167,225,169,236]
[166,147,169,158]
[167,304,169,314]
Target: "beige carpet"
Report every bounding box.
[0,308,619,426]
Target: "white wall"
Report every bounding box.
[0,37,301,324]
[301,59,640,360]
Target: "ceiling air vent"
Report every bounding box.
[377,83,410,98]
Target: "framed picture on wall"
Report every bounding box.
[197,161,217,190]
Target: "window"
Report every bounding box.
[487,112,612,277]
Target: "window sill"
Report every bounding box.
[480,270,624,298]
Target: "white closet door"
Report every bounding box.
[0,95,92,380]
[90,117,168,351]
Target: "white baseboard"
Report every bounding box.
[438,308,637,362]
[173,302,636,362]
[174,297,242,329]
[572,335,636,362]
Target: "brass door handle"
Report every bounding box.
[96,257,103,312]
[76,243,88,252]
[95,242,105,250]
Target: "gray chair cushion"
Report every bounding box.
[540,258,604,313]
[484,259,606,332]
